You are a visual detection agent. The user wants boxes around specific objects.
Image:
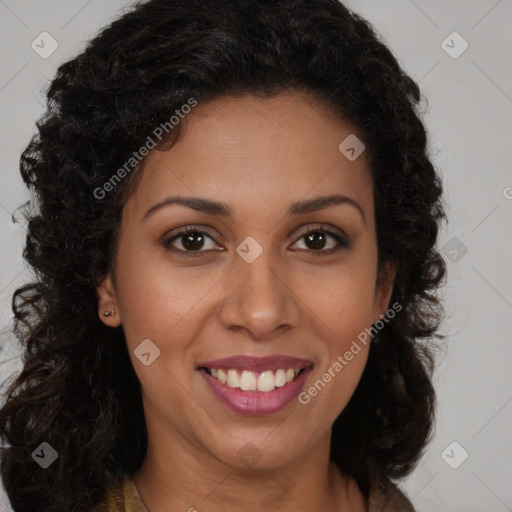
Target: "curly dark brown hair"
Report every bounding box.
[0,0,447,510]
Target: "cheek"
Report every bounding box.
[292,260,376,413]
[294,257,378,343]
[114,249,221,346]
[298,279,372,425]
[113,258,211,414]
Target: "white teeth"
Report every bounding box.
[257,370,275,392]
[207,367,303,392]
[274,369,287,387]
[240,370,257,391]
[217,368,227,384]
[227,369,240,388]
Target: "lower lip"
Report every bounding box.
[199,368,312,415]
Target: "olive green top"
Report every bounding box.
[91,474,415,511]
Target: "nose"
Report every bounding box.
[218,247,301,340]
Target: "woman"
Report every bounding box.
[0,0,446,510]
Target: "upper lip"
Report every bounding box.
[197,355,313,372]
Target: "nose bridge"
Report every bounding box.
[241,245,280,298]
[219,236,299,338]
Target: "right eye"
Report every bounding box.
[162,227,222,257]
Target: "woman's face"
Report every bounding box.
[97,91,394,470]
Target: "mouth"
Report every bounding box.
[197,355,313,415]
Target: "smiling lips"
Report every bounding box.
[198,355,313,415]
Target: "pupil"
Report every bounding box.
[183,232,204,251]
[307,232,325,250]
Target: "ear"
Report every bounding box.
[372,260,396,323]
[96,273,121,327]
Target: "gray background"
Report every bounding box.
[0,1,511,511]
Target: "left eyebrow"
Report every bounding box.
[142,193,365,224]
[288,194,366,224]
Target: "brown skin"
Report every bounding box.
[97,91,395,511]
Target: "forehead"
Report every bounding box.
[124,91,374,224]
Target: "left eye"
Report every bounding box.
[291,230,348,254]
[163,227,348,257]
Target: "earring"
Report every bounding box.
[103,310,115,317]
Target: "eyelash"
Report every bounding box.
[162,225,349,258]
